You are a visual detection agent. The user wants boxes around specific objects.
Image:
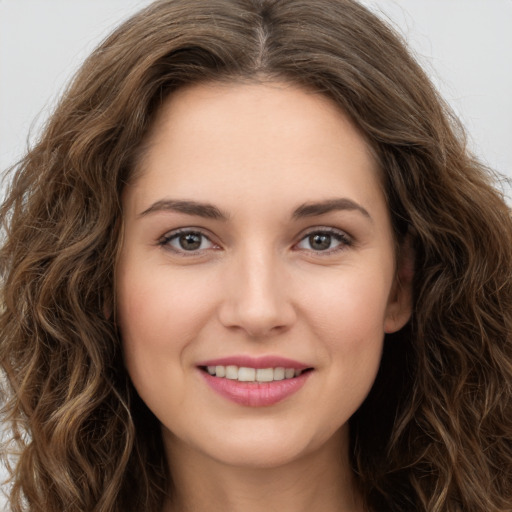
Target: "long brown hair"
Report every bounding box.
[1,1,511,511]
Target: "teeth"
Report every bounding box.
[225,365,238,380]
[273,367,285,381]
[285,368,295,379]
[238,367,256,382]
[256,368,274,382]
[204,365,308,382]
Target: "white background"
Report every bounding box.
[1,0,511,508]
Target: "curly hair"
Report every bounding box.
[1,1,511,511]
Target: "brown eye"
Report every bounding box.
[160,230,215,253]
[309,233,332,251]
[296,229,352,253]
[178,232,202,251]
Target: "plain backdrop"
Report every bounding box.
[1,0,512,507]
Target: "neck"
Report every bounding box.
[162,429,365,512]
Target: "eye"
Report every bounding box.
[159,229,217,253]
[295,228,352,253]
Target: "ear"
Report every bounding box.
[384,234,414,334]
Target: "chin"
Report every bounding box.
[171,418,345,470]
[214,441,305,469]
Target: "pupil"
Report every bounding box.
[310,233,331,250]
[180,233,201,250]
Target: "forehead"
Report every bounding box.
[126,81,385,220]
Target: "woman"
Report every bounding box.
[1,1,511,511]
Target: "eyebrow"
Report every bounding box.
[292,198,372,221]
[139,199,229,220]
[138,197,371,222]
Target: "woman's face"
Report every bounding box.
[116,82,411,469]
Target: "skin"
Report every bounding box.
[116,81,412,512]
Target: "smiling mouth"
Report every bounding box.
[199,365,314,383]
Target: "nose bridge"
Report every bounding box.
[219,239,295,337]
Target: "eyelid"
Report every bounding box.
[158,227,220,255]
[156,225,353,256]
[294,226,353,254]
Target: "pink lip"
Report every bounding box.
[196,355,311,370]
[199,370,312,407]
[196,355,314,407]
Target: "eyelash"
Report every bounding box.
[295,227,353,255]
[158,227,353,256]
[158,228,218,256]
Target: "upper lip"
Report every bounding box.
[196,355,312,370]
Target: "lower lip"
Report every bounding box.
[199,369,312,407]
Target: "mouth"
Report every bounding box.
[197,362,314,407]
[199,365,314,383]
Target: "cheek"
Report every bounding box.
[301,267,391,403]
[116,265,220,416]
[301,266,392,346]
[282,272,389,444]
[115,266,213,397]
[117,265,214,346]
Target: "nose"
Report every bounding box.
[218,249,297,338]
